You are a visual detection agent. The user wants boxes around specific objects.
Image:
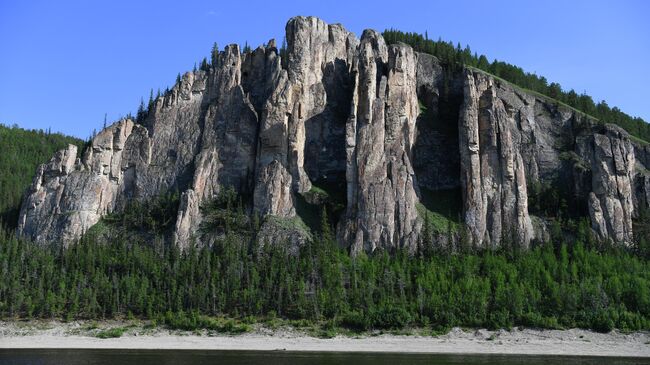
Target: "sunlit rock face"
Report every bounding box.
[18,16,650,252]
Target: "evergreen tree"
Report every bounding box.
[200,57,209,71]
[211,42,219,66]
[280,37,288,69]
[136,97,146,123]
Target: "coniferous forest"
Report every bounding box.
[0,187,649,334]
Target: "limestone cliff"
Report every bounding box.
[17,16,650,251]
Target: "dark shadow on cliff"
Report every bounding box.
[413,68,464,231]
[295,179,347,234]
[298,58,351,229]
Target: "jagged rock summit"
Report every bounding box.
[17,16,650,252]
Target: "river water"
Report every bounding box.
[0,349,648,365]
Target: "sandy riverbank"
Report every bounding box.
[0,321,648,357]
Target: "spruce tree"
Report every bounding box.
[280,37,288,69]
[136,97,146,123]
[200,57,209,71]
[211,42,219,66]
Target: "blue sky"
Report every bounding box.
[1,0,648,139]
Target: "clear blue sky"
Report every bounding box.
[1,0,648,139]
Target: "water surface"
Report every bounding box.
[0,349,648,365]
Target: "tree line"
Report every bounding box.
[0,189,648,333]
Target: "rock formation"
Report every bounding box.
[17,16,650,252]
[577,125,636,243]
[458,70,533,248]
[339,30,421,254]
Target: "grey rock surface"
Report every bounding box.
[338,31,421,254]
[576,125,636,244]
[17,16,650,252]
[458,70,534,248]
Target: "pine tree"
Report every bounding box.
[280,37,288,69]
[200,57,209,71]
[148,89,154,110]
[320,206,332,244]
[136,97,146,123]
[211,42,219,66]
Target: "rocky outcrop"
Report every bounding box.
[17,119,148,244]
[631,143,650,214]
[338,31,421,254]
[17,16,650,252]
[577,125,636,244]
[458,70,534,248]
[172,44,261,246]
[254,16,357,216]
[456,68,647,248]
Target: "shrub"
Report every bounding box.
[95,327,126,339]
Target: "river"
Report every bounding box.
[0,349,648,365]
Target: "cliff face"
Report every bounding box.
[17,16,650,251]
[453,68,644,247]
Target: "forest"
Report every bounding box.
[0,188,648,334]
[382,29,650,143]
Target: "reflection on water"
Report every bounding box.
[0,349,648,365]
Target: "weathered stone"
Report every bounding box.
[172,189,199,246]
[254,16,357,217]
[458,70,533,248]
[576,125,636,244]
[17,16,650,252]
[17,119,145,244]
[338,31,421,254]
[254,160,295,217]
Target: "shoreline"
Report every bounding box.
[0,321,648,357]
